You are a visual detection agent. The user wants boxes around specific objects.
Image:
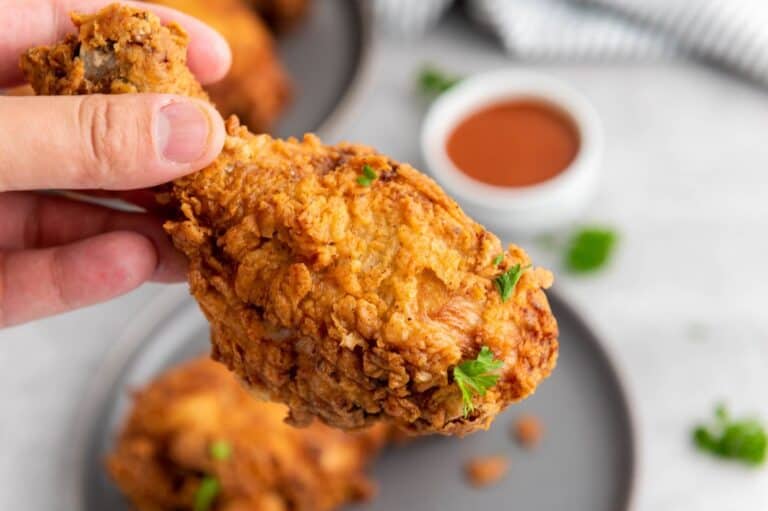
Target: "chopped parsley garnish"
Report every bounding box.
[194,476,220,511]
[356,164,378,187]
[494,264,529,303]
[693,404,767,466]
[565,227,617,273]
[210,440,232,461]
[418,65,462,96]
[492,254,504,266]
[453,347,504,417]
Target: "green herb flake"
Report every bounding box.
[194,476,220,511]
[494,264,529,303]
[210,440,232,461]
[453,347,504,417]
[565,227,617,273]
[356,164,378,187]
[692,404,767,466]
[418,65,461,96]
[492,254,504,266]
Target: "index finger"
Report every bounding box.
[0,0,232,88]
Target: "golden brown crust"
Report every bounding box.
[19,5,207,99]
[164,117,559,435]
[107,358,388,511]
[149,0,292,132]
[21,4,559,436]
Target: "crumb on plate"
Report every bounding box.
[464,455,509,488]
[513,414,544,448]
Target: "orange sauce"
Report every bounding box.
[446,99,580,187]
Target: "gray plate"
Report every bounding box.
[65,286,636,511]
[272,0,372,138]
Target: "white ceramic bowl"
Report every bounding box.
[421,70,603,236]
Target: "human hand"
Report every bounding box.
[0,0,232,327]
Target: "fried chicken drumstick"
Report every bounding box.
[108,358,388,511]
[21,4,558,436]
[249,0,312,33]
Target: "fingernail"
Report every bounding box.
[156,101,211,163]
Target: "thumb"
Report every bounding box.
[0,94,225,191]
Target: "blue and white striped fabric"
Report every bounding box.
[373,0,768,85]
[580,0,768,83]
[468,0,675,60]
[372,0,453,38]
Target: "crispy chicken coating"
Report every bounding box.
[148,0,291,132]
[164,119,559,435]
[108,358,387,511]
[21,4,559,436]
[20,6,207,99]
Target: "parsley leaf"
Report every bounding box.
[494,264,529,303]
[692,404,767,466]
[194,476,220,511]
[492,254,504,266]
[356,164,378,187]
[210,440,232,461]
[418,65,461,96]
[565,227,617,273]
[453,347,504,417]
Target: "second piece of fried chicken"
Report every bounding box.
[147,0,292,133]
[21,4,559,436]
[108,358,388,511]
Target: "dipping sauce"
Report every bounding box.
[446,99,580,187]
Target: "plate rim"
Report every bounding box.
[547,290,640,511]
[311,0,375,140]
[61,285,639,511]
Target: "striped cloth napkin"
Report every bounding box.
[373,0,768,85]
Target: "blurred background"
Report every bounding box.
[2,0,768,510]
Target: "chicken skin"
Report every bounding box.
[108,358,388,511]
[20,6,207,99]
[21,4,559,436]
[147,0,291,133]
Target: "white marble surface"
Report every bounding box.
[2,12,768,511]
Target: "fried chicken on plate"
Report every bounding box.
[21,4,559,436]
[108,358,388,511]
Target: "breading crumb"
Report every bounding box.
[464,456,509,488]
[513,414,544,448]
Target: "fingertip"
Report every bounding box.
[74,232,158,298]
[191,98,227,167]
[0,232,159,326]
[152,244,188,283]
[187,28,233,85]
[152,95,225,181]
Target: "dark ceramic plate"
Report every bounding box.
[272,0,371,138]
[64,285,636,511]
